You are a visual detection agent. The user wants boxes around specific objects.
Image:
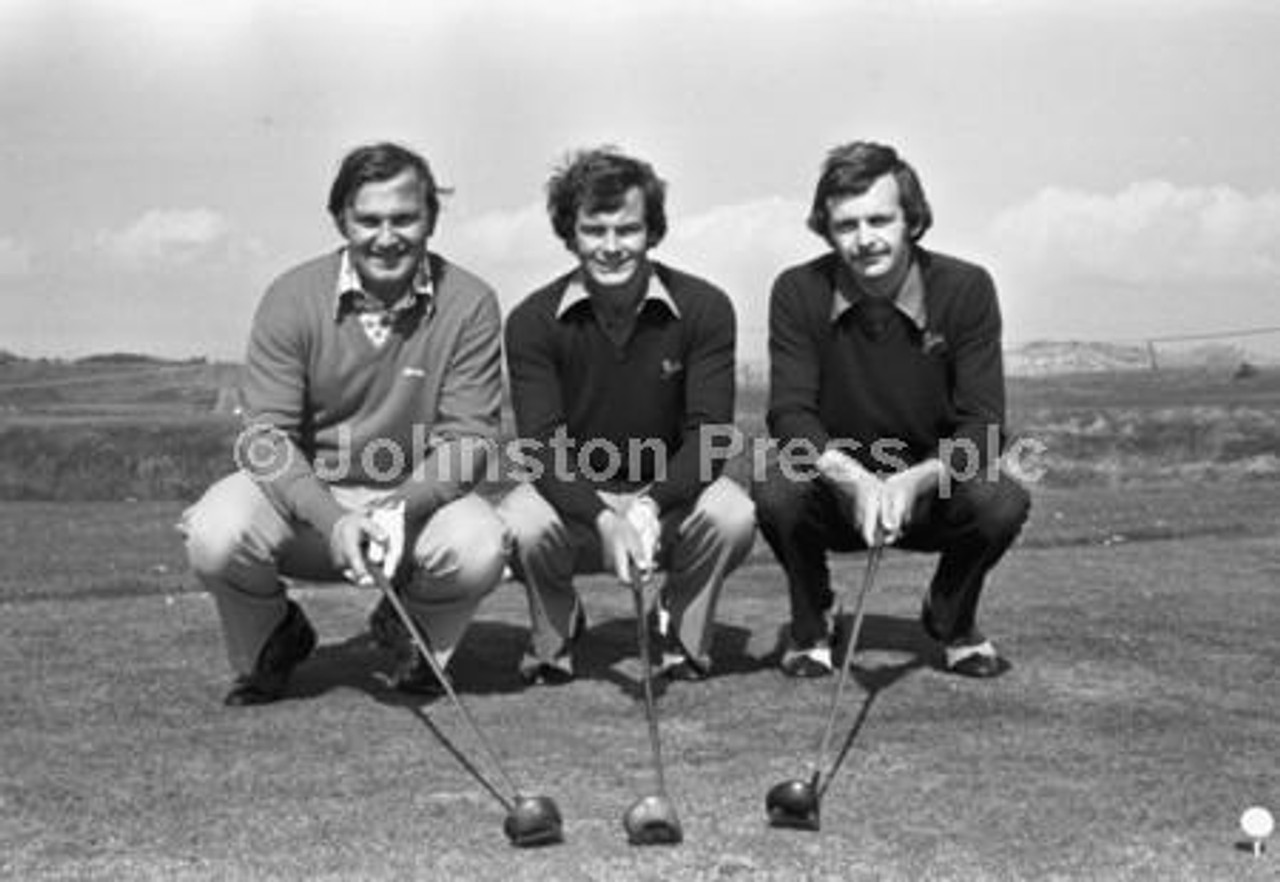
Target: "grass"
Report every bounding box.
[2,484,1278,880]
[5,363,1280,501]
[3,360,1278,878]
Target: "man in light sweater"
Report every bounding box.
[182,142,507,706]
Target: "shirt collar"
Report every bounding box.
[830,259,927,330]
[334,248,434,319]
[554,267,682,321]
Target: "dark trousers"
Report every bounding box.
[752,464,1031,647]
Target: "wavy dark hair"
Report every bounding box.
[327,142,448,235]
[806,141,932,242]
[546,147,667,249]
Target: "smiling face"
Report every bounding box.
[338,168,432,301]
[570,186,651,291]
[825,172,914,296]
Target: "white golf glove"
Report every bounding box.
[365,500,406,580]
[625,496,661,575]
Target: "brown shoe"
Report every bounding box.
[224,600,317,706]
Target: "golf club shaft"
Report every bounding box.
[813,543,884,784]
[630,568,668,795]
[368,564,521,809]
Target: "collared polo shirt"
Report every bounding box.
[334,249,435,347]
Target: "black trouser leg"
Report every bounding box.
[753,465,859,647]
[898,472,1031,643]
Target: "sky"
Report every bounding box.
[2,0,1278,363]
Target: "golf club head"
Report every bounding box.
[622,794,684,846]
[765,777,821,831]
[503,795,564,848]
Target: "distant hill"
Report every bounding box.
[1005,341,1152,376]
[1004,338,1278,376]
[0,354,241,418]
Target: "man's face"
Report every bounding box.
[825,172,913,291]
[339,168,432,299]
[571,186,651,290]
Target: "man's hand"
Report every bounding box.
[878,459,942,544]
[366,500,407,580]
[817,448,883,548]
[329,509,391,586]
[622,496,661,573]
[597,508,650,586]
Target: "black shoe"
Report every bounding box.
[519,605,586,686]
[944,644,1012,679]
[658,654,711,682]
[369,594,408,651]
[519,658,575,686]
[389,649,447,696]
[655,629,711,682]
[224,600,317,707]
[779,644,834,679]
[947,653,1012,678]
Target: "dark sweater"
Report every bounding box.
[504,262,737,525]
[766,248,1007,473]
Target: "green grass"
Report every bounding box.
[2,486,1278,880]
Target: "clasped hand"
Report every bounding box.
[330,499,407,586]
[597,495,661,586]
[816,449,939,547]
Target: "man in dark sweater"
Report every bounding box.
[499,147,755,685]
[753,141,1030,679]
[182,143,508,705]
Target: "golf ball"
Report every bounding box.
[1240,806,1274,839]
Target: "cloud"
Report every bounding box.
[988,181,1280,286]
[94,208,234,271]
[0,236,32,277]
[663,196,819,360]
[445,202,557,272]
[441,196,819,362]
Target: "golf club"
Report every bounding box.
[365,561,564,848]
[621,566,684,846]
[766,541,885,831]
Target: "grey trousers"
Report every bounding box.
[497,477,756,667]
[182,471,508,675]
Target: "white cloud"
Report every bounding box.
[989,181,1280,285]
[663,197,819,362]
[0,236,32,277]
[440,196,819,362]
[445,202,557,272]
[94,208,234,270]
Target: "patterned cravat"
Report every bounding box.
[347,292,417,348]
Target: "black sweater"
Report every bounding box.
[767,248,1007,474]
[505,262,737,525]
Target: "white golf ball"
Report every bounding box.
[1241,806,1275,839]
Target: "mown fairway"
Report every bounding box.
[1,483,1277,881]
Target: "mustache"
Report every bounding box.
[851,246,890,259]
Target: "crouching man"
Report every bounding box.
[499,147,755,685]
[182,143,508,705]
[754,141,1030,679]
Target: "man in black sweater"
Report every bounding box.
[499,147,755,685]
[754,141,1030,679]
